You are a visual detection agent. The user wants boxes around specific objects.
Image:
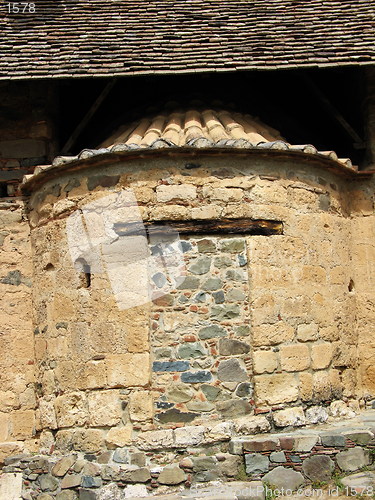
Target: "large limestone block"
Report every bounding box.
[55,392,88,428]
[253,323,294,347]
[10,409,35,439]
[128,391,153,422]
[106,353,150,387]
[255,373,299,405]
[88,390,122,426]
[0,472,22,500]
[280,344,310,372]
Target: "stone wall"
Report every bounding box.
[23,154,369,454]
[0,200,36,461]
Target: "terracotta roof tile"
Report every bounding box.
[1,1,374,80]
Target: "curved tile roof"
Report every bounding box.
[21,108,358,193]
[1,0,375,80]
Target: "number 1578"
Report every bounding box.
[7,3,35,13]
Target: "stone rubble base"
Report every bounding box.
[1,410,374,500]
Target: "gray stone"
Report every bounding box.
[125,466,151,483]
[178,241,192,253]
[245,454,269,474]
[270,452,286,463]
[226,270,246,281]
[130,452,146,467]
[186,400,215,412]
[78,490,98,500]
[197,239,217,253]
[195,470,221,482]
[155,347,172,359]
[81,476,102,488]
[211,305,240,320]
[181,370,212,383]
[201,384,222,401]
[202,278,222,291]
[220,239,245,252]
[39,474,59,492]
[213,291,225,303]
[214,255,233,267]
[56,492,77,500]
[320,434,346,447]
[227,288,246,301]
[63,178,81,193]
[97,452,111,464]
[238,254,247,266]
[262,466,305,491]
[234,325,251,337]
[178,342,206,359]
[343,431,374,445]
[192,457,217,472]
[156,408,197,423]
[217,399,252,418]
[167,384,193,402]
[219,338,250,355]
[218,455,243,477]
[341,471,375,494]
[112,448,129,463]
[37,495,54,500]
[236,382,253,398]
[217,358,248,382]
[177,276,200,289]
[199,324,227,339]
[293,436,318,452]
[302,455,335,481]
[152,272,167,288]
[61,474,82,489]
[336,446,370,472]
[194,291,207,302]
[158,465,186,485]
[153,361,189,372]
[188,257,211,275]
[52,456,77,477]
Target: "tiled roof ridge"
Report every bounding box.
[1,0,374,80]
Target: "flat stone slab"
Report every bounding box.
[0,473,23,500]
[341,471,375,494]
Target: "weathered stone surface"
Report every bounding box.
[87,175,120,191]
[39,474,59,492]
[167,384,193,403]
[341,471,375,494]
[253,350,278,374]
[293,436,318,452]
[181,371,212,383]
[273,407,306,427]
[254,373,299,405]
[216,399,252,418]
[280,344,310,372]
[52,455,77,477]
[105,426,132,448]
[235,415,271,434]
[262,466,305,491]
[206,421,235,442]
[138,429,174,450]
[156,184,197,202]
[112,448,129,463]
[178,342,206,359]
[192,456,217,472]
[202,277,222,291]
[217,454,242,477]
[61,474,82,489]
[198,324,227,339]
[305,406,329,424]
[236,382,253,398]
[343,430,374,445]
[177,276,200,289]
[220,239,245,253]
[201,384,221,401]
[188,257,211,275]
[320,434,346,447]
[153,361,190,372]
[156,408,197,423]
[81,476,102,488]
[219,338,250,355]
[336,446,371,472]
[123,484,148,498]
[217,359,248,382]
[87,390,122,426]
[96,482,123,500]
[0,472,23,500]
[174,425,205,446]
[270,451,286,463]
[56,491,77,500]
[186,400,215,412]
[302,455,334,481]
[245,453,269,474]
[158,465,186,485]
[128,390,153,422]
[243,438,278,452]
[211,304,240,320]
